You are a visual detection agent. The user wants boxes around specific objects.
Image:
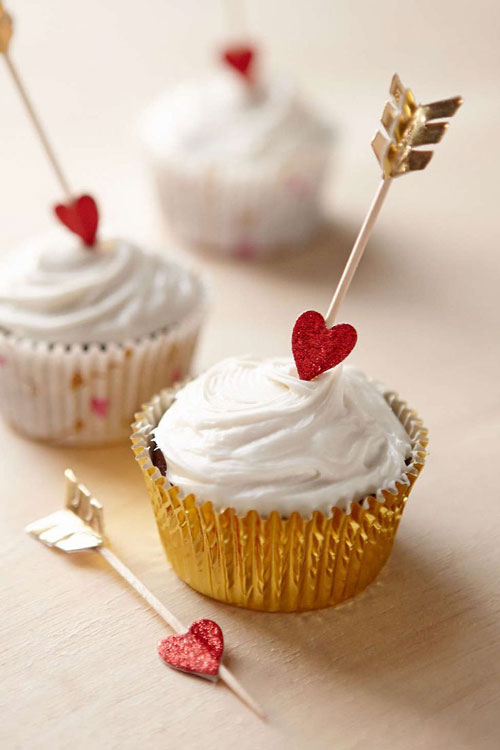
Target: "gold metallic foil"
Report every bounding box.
[131,388,427,612]
[371,73,462,177]
[25,469,105,552]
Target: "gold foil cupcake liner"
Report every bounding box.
[131,387,427,612]
[0,302,204,445]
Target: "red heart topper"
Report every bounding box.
[158,619,224,681]
[292,311,357,381]
[54,194,99,247]
[222,44,255,81]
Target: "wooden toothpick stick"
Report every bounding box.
[325,74,462,326]
[25,470,266,720]
[0,3,72,199]
[221,0,247,37]
[98,546,266,719]
[98,546,265,717]
[325,177,392,326]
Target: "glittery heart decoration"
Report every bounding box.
[222,44,255,81]
[292,310,357,381]
[54,194,99,247]
[158,619,224,681]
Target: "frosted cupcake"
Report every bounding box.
[0,230,205,444]
[132,356,427,612]
[140,49,332,259]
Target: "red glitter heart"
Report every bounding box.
[158,619,224,681]
[54,194,99,247]
[292,310,357,381]
[222,45,255,80]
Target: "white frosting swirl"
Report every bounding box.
[141,73,331,171]
[154,356,412,516]
[0,233,204,343]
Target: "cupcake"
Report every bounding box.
[0,230,206,445]
[132,356,427,612]
[140,48,332,259]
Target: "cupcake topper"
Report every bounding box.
[325,74,463,326]
[222,44,255,82]
[220,0,255,82]
[371,74,462,179]
[26,470,265,719]
[0,3,99,247]
[292,75,462,381]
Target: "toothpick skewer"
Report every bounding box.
[25,470,265,720]
[325,177,392,326]
[98,546,187,634]
[221,0,247,37]
[325,74,462,326]
[0,3,72,199]
[99,546,265,718]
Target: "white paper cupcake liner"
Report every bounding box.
[148,146,330,259]
[0,303,204,445]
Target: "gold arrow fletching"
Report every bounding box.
[423,97,463,120]
[25,469,106,553]
[410,121,449,147]
[406,149,434,173]
[372,74,462,177]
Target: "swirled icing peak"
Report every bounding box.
[141,72,331,168]
[154,356,412,516]
[0,233,203,343]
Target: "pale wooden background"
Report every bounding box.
[1,1,499,748]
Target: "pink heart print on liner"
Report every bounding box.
[90,397,109,418]
[234,241,257,260]
[171,368,183,384]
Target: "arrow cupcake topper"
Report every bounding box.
[371,74,463,178]
[26,470,264,719]
[0,2,99,246]
[293,74,462,380]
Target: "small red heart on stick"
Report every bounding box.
[292,311,357,381]
[158,619,224,681]
[54,194,99,247]
[222,44,255,81]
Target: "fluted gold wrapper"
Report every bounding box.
[131,387,427,612]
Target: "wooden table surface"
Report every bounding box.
[1,1,499,748]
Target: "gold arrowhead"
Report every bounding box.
[372,74,462,177]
